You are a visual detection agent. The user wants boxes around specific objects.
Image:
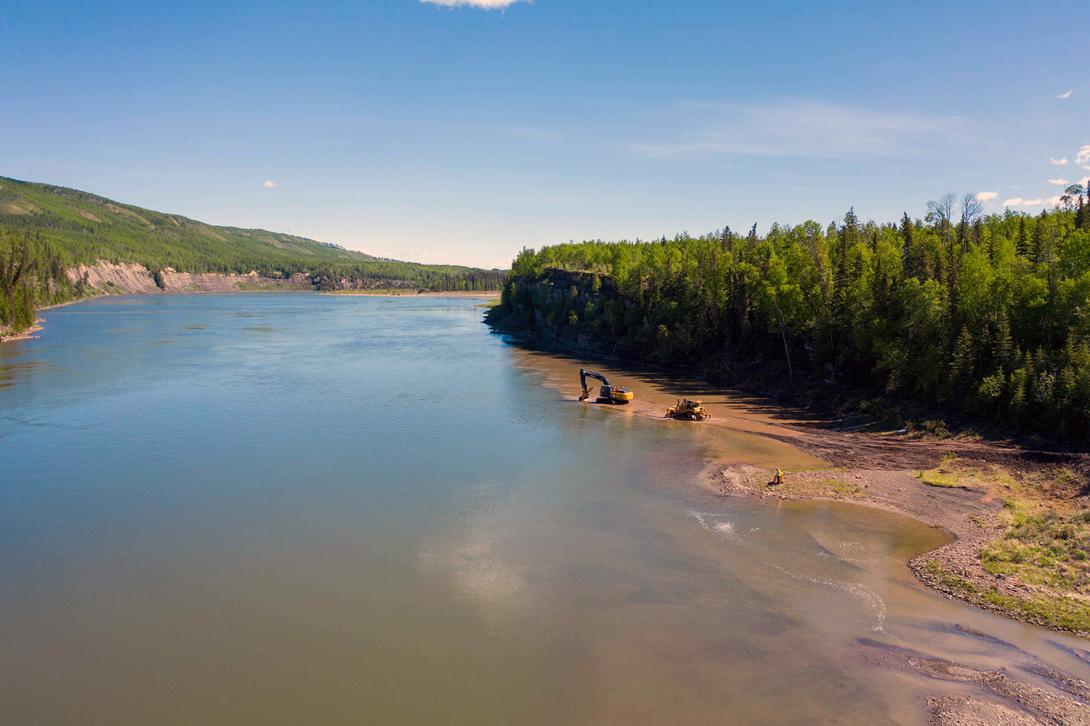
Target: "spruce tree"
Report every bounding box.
[1017,217,1030,258]
[949,326,976,401]
[994,311,1014,371]
[1032,212,1046,264]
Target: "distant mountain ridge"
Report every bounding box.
[0,176,506,337]
[0,176,498,275]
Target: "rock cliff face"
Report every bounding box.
[66,261,313,294]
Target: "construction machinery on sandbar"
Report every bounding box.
[665,399,711,421]
[578,369,635,405]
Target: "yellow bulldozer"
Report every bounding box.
[665,399,711,421]
[578,369,635,404]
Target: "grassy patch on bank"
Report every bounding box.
[981,511,1090,593]
[925,559,1090,633]
[916,454,979,489]
[917,460,1090,633]
[812,478,863,497]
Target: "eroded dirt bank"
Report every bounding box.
[67,260,312,294]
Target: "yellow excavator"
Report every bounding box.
[578,369,635,405]
[665,399,711,421]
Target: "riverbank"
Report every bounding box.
[0,322,43,342]
[510,347,1090,722]
[0,297,93,343]
[713,458,1090,637]
[508,346,1090,637]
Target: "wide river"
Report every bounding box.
[2,294,1088,724]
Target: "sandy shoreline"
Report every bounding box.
[508,346,1090,633]
[509,347,1090,722]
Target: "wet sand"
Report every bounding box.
[508,347,829,469]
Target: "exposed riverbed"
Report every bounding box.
[1,294,1088,724]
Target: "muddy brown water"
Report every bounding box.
[1,294,1088,724]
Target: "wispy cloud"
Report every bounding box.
[1058,90,1074,100]
[1051,157,1070,166]
[976,191,998,202]
[1048,178,1070,186]
[1003,196,1063,208]
[1078,145,1090,171]
[262,180,278,189]
[421,0,528,8]
[629,100,972,159]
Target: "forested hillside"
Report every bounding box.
[0,176,505,335]
[492,187,1090,442]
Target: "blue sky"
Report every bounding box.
[3,0,1088,268]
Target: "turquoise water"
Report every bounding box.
[2,294,1088,724]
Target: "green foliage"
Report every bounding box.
[924,559,1090,633]
[497,192,1090,442]
[0,176,505,297]
[0,229,80,335]
[981,510,1090,593]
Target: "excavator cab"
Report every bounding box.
[666,399,711,421]
[578,368,634,405]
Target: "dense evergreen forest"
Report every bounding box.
[494,186,1090,443]
[0,176,504,334]
[0,231,80,335]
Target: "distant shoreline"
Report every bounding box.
[1,289,502,344]
[321,290,500,298]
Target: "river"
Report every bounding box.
[1,293,1088,724]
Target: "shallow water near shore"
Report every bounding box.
[2,293,1088,724]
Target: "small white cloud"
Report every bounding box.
[1058,90,1074,100]
[1048,178,1070,186]
[1077,145,1090,170]
[422,0,528,8]
[975,191,998,202]
[1051,157,1069,166]
[262,180,278,189]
